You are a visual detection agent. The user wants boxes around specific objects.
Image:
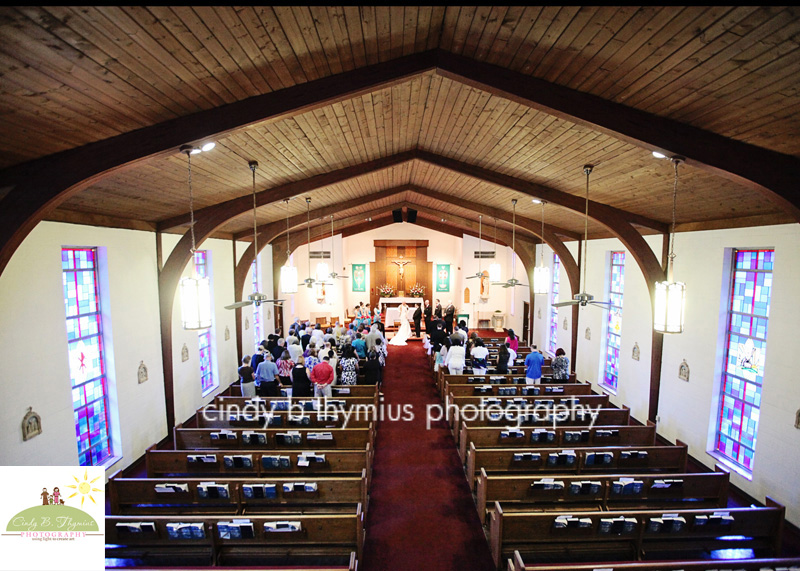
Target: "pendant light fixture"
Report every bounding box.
[494,199,527,288]
[654,157,687,334]
[532,200,550,294]
[179,145,212,330]
[489,216,501,283]
[280,198,298,294]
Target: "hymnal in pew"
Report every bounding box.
[242,483,277,499]
[531,478,564,491]
[564,430,590,443]
[513,452,541,463]
[611,478,644,495]
[297,452,326,467]
[569,481,601,495]
[585,452,613,465]
[548,451,577,466]
[217,519,253,539]
[262,455,291,468]
[154,483,189,493]
[116,521,157,534]
[282,482,318,493]
[647,514,687,533]
[223,455,253,468]
[651,478,684,489]
[531,429,556,443]
[264,521,302,533]
[166,522,205,539]
[275,431,302,445]
[553,515,592,529]
[241,431,267,445]
[599,516,637,534]
[188,454,218,464]
[197,482,230,499]
[307,432,333,441]
[210,430,237,440]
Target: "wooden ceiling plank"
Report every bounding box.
[357,6,379,67]
[17,6,190,120]
[126,6,240,106]
[341,6,368,69]
[508,5,561,73]
[233,6,292,90]
[469,5,510,62]
[437,6,461,53]
[399,5,419,58]
[306,5,345,76]
[534,6,595,82]
[271,6,324,82]
[490,6,543,68]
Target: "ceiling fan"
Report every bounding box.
[553,164,612,309]
[225,160,284,310]
[466,215,487,280]
[299,197,322,289]
[492,199,528,288]
[326,215,348,281]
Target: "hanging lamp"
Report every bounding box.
[280,198,298,294]
[489,216,501,283]
[532,200,550,294]
[654,157,686,334]
[178,145,213,330]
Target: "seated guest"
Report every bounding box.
[276,350,294,386]
[552,347,570,381]
[291,356,312,397]
[470,338,489,374]
[444,339,466,375]
[338,344,360,386]
[361,350,382,385]
[495,345,510,374]
[352,332,367,359]
[238,355,256,397]
[311,355,335,397]
[255,352,281,396]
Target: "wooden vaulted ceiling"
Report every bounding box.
[2,5,800,274]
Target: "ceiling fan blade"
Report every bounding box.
[553,300,580,307]
[466,275,480,279]
[515,283,529,288]
[225,301,253,310]
[589,301,612,308]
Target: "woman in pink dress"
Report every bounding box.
[505,329,519,353]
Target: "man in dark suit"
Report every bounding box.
[423,299,432,334]
[434,299,442,320]
[444,300,455,335]
[412,303,422,337]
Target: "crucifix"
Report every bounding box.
[392,258,411,290]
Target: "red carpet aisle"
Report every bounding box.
[361,341,495,571]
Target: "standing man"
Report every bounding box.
[423,299,432,334]
[412,303,422,337]
[444,300,455,335]
[255,352,281,396]
[524,345,544,385]
[434,299,443,320]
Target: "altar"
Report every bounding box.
[379,296,424,324]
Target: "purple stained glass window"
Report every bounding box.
[549,254,560,354]
[715,249,773,472]
[195,251,217,394]
[62,247,112,466]
[602,252,625,391]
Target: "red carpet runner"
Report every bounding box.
[361,341,495,571]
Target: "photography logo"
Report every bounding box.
[6,468,102,538]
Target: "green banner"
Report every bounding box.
[436,264,450,292]
[352,264,366,292]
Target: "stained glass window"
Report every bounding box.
[62,247,113,466]
[549,254,561,354]
[195,251,217,394]
[602,252,625,391]
[252,257,262,347]
[715,249,773,473]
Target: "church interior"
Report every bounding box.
[1,6,799,570]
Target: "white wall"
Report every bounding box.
[161,234,241,427]
[0,222,166,477]
[459,234,513,329]
[239,244,275,356]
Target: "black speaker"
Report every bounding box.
[392,209,403,223]
[407,208,417,223]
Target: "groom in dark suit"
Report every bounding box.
[412,303,422,337]
[423,299,432,334]
[444,300,455,335]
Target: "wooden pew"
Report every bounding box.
[145,446,373,483]
[456,409,636,462]
[437,371,576,399]
[488,500,786,570]
[465,442,689,492]
[108,470,369,516]
[508,556,800,571]
[195,409,374,429]
[212,395,379,412]
[106,506,364,568]
[447,394,611,432]
[173,426,374,452]
[475,467,730,524]
[445,382,593,398]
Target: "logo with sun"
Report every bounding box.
[65,468,102,508]
[5,468,101,533]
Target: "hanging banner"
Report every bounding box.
[352,264,366,292]
[436,264,450,292]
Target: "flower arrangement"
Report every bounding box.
[409,283,425,297]
[378,283,395,297]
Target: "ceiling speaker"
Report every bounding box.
[407,208,417,223]
[392,209,403,223]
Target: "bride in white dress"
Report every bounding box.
[389,302,412,346]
